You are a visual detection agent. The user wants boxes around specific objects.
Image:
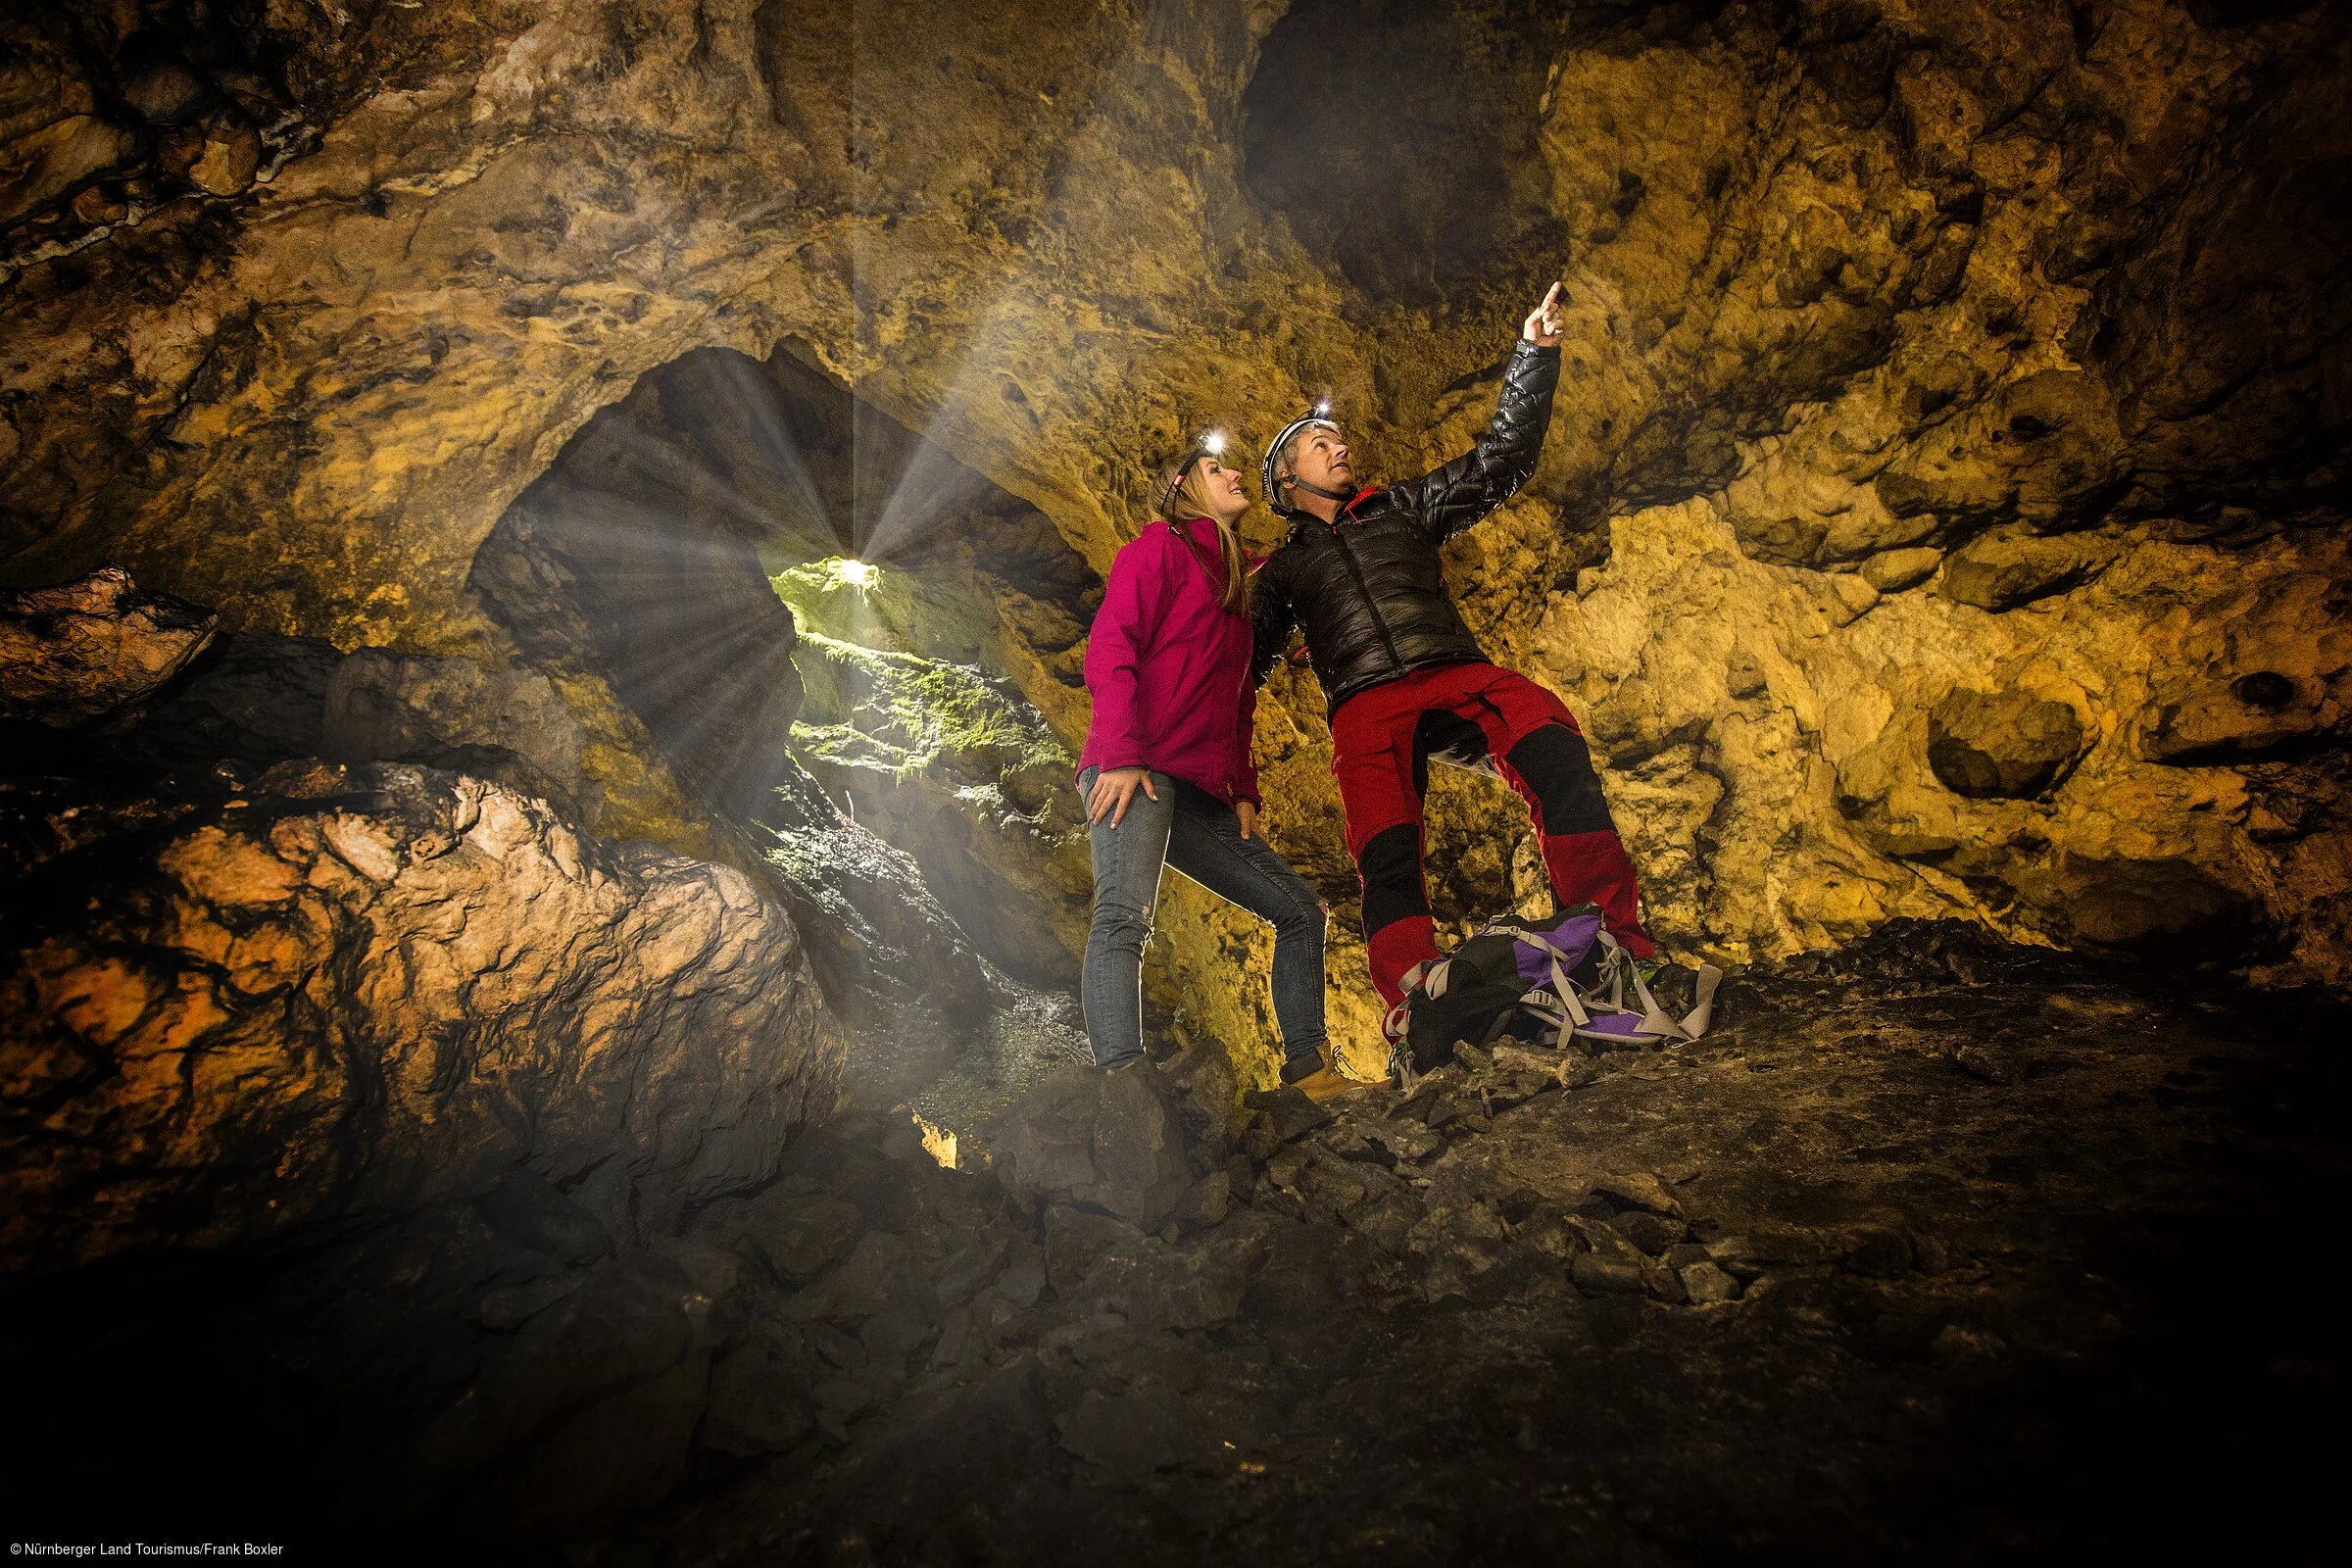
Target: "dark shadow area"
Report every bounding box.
[1241,0,1566,305]
[2,857,2343,1561]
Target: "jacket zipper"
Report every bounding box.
[1328,512,1405,676]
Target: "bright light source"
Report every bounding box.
[839,559,878,589]
[1201,430,1227,456]
[1313,398,1332,417]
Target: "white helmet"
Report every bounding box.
[1260,400,1338,511]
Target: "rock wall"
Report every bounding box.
[1,755,844,1272]
[0,566,866,1536]
[3,0,2346,1086]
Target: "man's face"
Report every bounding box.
[1287,425,1352,496]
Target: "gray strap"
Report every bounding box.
[1679,964,1723,1039]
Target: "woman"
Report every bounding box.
[1077,434,1353,1098]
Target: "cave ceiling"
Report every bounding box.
[2,0,2347,997]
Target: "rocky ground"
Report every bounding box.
[290,923,2333,1565]
[612,928,2339,1566]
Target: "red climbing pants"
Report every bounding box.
[1329,662,1651,1007]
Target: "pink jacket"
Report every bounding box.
[1077,516,1260,807]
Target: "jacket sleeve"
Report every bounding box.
[1247,553,1296,690]
[1083,533,1171,772]
[1389,339,1561,542]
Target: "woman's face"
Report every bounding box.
[1196,458,1250,523]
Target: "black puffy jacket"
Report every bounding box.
[1250,339,1560,716]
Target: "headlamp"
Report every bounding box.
[1161,428,1231,514]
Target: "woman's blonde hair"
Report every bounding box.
[1160,462,1249,615]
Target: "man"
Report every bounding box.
[1250,283,1654,1035]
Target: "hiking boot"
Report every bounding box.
[1280,1045,1379,1102]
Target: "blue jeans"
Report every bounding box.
[1078,767,1329,1071]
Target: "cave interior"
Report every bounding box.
[2,0,2348,1560]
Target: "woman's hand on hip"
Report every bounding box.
[1088,766,1157,826]
[1236,800,1259,841]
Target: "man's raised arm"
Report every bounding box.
[1391,283,1566,542]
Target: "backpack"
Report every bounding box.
[1384,905,1723,1085]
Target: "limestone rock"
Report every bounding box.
[702,1322,821,1458]
[1680,1261,1740,1304]
[182,112,262,197]
[1242,1084,1336,1143]
[0,567,217,726]
[0,113,140,227]
[114,629,343,774]
[1938,529,2115,612]
[1061,1221,1266,1332]
[0,760,845,1273]
[1590,1172,1684,1218]
[722,1190,865,1285]
[473,1169,612,1269]
[792,632,1091,985]
[318,649,593,814]
[1927,690,2085,800]
[1862,548,1943,594]
[751,758,1002,1078]
[2141,668,2349,765]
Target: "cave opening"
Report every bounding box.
[470,345,1094,820]
[467,342,1104,1081]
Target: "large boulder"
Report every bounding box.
[987,1064,1193,1231]
[0,759,846,1273]
[1937,530,2115,612]
[1927,689,2086,800]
